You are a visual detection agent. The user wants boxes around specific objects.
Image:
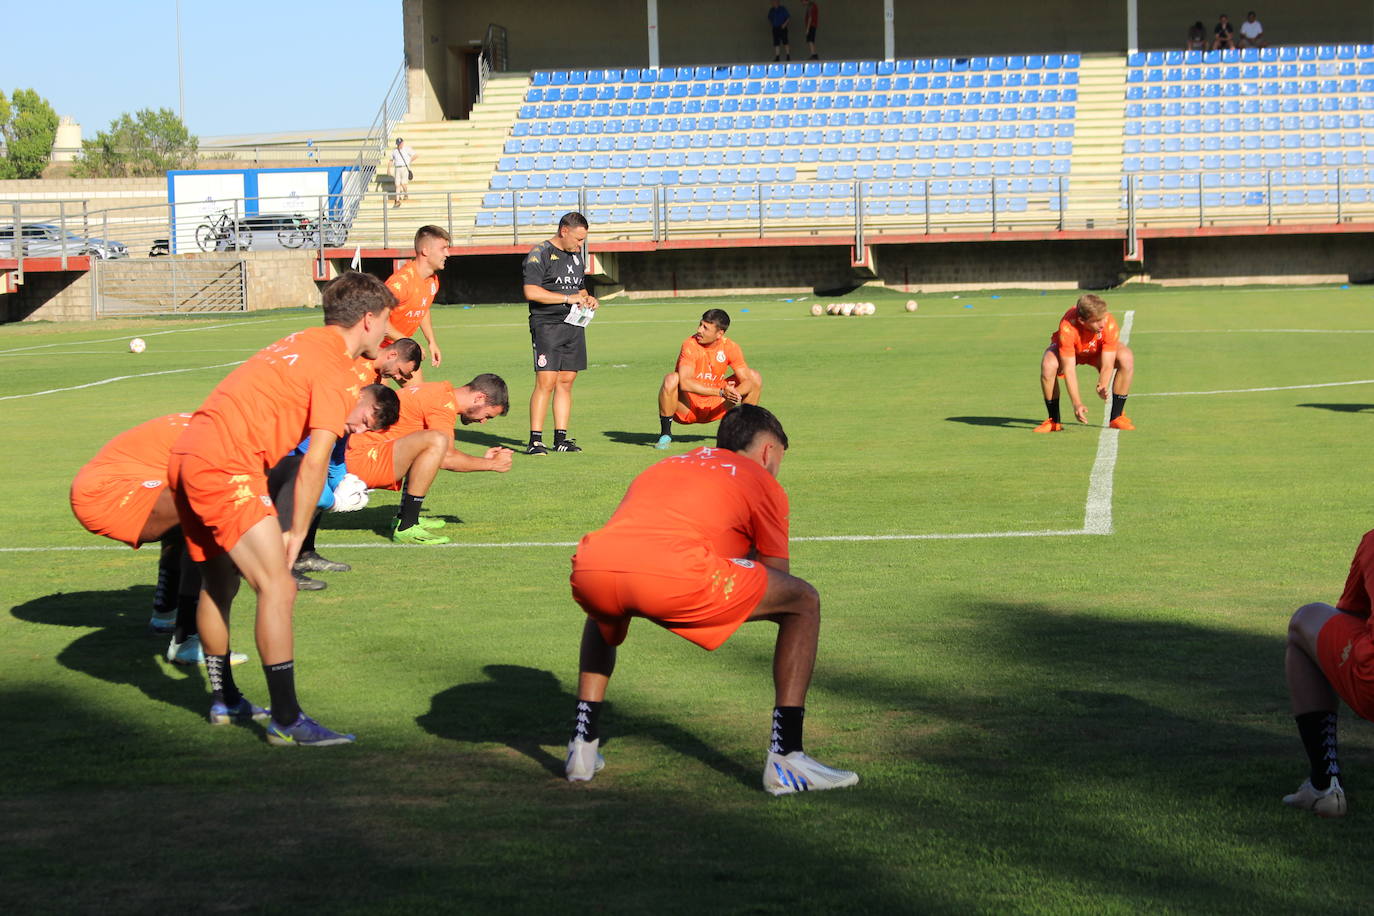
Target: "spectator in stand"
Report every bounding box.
[1238,11,1266,48]
[1186,21,1207,50]
[802,0,819,60]
[392,138,415,208]
[1211,13,1236,50]
[768,0,791,62]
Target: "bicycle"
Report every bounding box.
[194,210,252,252]
[277,214,347,249]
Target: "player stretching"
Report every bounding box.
[345,374,513,544]
[169,271,392,745]
[1035,294,1135,432]
[656,308,762,449]
[523,211,598,455]
[1279,529,1374,817]
[565,405,859,796]
[384,226,449,382]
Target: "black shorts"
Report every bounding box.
[531,320,587,372]
[772,26,789,45]
[806,27,816,42]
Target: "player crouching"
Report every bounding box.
[566,404,858,796]
[655,308,762,449]
[1035,294,1135,433]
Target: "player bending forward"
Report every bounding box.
[1035,294,1135,433]
[655,308,763,449]
[565,404,858,796]
[1279,529,1374,817]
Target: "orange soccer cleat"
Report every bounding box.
[1032,419,1065,433]
[1109,415,1135,431]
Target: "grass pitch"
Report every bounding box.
[3,284,1374,913]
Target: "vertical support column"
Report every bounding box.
[647,0,660,69]
[1126,0,1138,55]
[883,0,895,62]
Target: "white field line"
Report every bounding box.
[1136,378,1374,398]
[0,361,244,401]
[1082,309,1134,536]
[0,316,297,356]
[1135,328,1374,334]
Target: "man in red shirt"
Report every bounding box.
[656,309,762,449]
[1280,530,1374,818]
[384,225,449,382]
[565,404,858,796]
[802,0,819,59]
[169,270,392,746]
[1034,293,1135,432]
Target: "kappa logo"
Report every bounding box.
[715,350,727,363]
[141,479,162,489]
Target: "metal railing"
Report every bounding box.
[49,144,374,167]
[1123,168,1374,229]
[93,256,247,317]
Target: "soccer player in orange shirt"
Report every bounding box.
[383,225,449,383]
[1279,529,1374,818]
[655,308,763,449]
[1034,293,1136,433]
[565,405,859,796]
[345,374,513,544]
[348,337,422,391]
[168,270,392,745]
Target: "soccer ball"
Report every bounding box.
[841,303,855,316]
[905,300,918,312]
[330,473,370,512]
[810,304,823,316]
[128,337,146,353]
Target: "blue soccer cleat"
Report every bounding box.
[654,434,672,450]
[168,635,249,667]
[208,696,270,725]
[265,713,356,747]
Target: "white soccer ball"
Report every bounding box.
[841,303,855,316]
[865,303,877,315]
[905,300,918,312]
[810,303,823,316]
[128,337,146,354]
[826,303,840,315]
[330,473,370,513]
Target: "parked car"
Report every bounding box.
[0,223,128,259]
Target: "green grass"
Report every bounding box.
[4,284,1374,913]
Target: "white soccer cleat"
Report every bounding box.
[1283,777,1347,818]
[763,750,859,797]
[565,736,605,783]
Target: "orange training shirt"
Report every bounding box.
[1052,307,1120,360]
[348,380,456,448]
[385,260,439,338]
[678,334,748,410]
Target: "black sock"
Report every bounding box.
[659,416,673,437]
[206,655,241,706]
[397,492,425,529]
[173,591,198,643]
[265,660,302,727]
[530,430,543,446]
[302,509,322,554]
[770,706,805,755]
[573,699,602,742]
[1110,393,1128,421]
[1045,397,1061,423]
[553,429,568,446]
[153,536,181,615]
[1296,710,1340,790]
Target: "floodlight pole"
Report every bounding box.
[176,0,186,121]
[1126,0,1138,55]
[883,0,894,62]
[647,0,660,69]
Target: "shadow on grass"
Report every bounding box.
[417,663,755,788]
[945,415,1044,429]
[1298,403,1374,413]
[9,586,207,719]
[602,429,714,447]
[453,428,526,450]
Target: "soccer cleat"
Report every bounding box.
[208,696,270,725]
[1032,419,1065,433]
[526,441,549,456]
[265,713,356,747]
[553,438,582,452]
[149,609,178,634]
[1283,777,1347,818]
[565,736,606,782]
[391,521,451,545]
[293,550,351,573]
[414,516,447,530]
[167,635,249,667]
[763,750,860,797]
[1109,415,1135,431]
[293,570,327,591]
[654,434,673,450]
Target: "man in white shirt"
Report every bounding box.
[1238,11,1266,48]
[391,138,415,207]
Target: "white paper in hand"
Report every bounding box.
[564,304,596,327]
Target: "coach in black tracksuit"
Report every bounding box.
[522,211,599,456]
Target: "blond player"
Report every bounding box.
[1035,294,1135,433]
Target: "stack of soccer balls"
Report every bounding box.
[810,302,876,316]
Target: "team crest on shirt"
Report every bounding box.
[715,350,727,363]
[142,479,162,489]
[730,558,756,568]
[259,495,273,507]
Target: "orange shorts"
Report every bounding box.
[1317,611,1374,721]
[346,440,400,490]
[69,470,163,548]
[570,553,770,650]
[168,452,275,562]
[1049,346,1109,377]
[673,377,740,425]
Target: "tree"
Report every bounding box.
[74,108,198,178]
[0,88,58,179]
